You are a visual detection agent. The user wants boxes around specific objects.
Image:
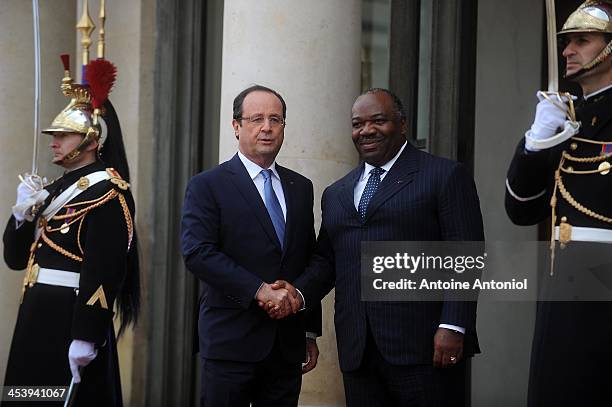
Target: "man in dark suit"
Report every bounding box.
[181,85,321,407]
[271,88,484,406]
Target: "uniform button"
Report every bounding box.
[570,143,578,150]
[592,116,598,126]
[37,243,42,248]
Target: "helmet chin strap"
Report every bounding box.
[565,39,612,81]
[54,110,108,166]
[53,126,101,166]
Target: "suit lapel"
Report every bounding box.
[362,144,419,223]
[338,165,363,222]
[225,154,282,251]
[277,165,295,256]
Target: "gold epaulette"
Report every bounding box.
[106,168,129,190]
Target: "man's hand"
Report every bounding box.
[12,175,49,222]
[272,280,303,313]
[432,328,464,368]
[257,280,303,319]
[525,91,576,151]
[256,283,292,317]
[302,338,319,374]
[68,339,98,383]
[531,92,569,135]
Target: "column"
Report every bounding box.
[219,1,362,405]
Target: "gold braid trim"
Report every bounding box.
[41,189,124,262]
[77,215,86,255]
[549,158,563,276]
[46,190,118,233]
[45,213,85,233]
[41,229,83,262]
[118,193,134,250]
[560,166,611,175]
[63,190,116,208]
[556,171,612,224]
[53,190,117,219]
[562,151,612,163]
[571,137,612,146]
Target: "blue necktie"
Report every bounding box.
[261,169,285,248]
[358,167,384,220]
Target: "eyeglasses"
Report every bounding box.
[239,115,285,127]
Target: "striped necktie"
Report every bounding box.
[261,169,285,247]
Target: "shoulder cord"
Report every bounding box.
[40,189,129,262]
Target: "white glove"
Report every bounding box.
[68,339,98,383]
[11,174,49,222]
[525,91,575,152]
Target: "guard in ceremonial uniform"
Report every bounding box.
[505,1,612,406]
[2,4,139,406]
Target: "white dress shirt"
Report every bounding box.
[237,151,287,220]
[354,141,408,209]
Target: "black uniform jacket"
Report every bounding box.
[506,87,612,229]
[3,161,133,407]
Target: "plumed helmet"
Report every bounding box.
[42,54,115,164]
[559,1,612,35]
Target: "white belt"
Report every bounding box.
[555,226,612,244]
[36,267,80,288]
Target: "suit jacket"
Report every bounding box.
[181,153,321,364]
[296,143,484,372]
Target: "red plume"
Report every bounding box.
[86,59,117,109]
[60,54,70,71]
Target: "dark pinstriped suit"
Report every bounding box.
[296,142,484,405]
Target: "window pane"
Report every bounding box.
[361,0,391,91]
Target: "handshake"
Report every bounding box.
[256,280,304,319]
